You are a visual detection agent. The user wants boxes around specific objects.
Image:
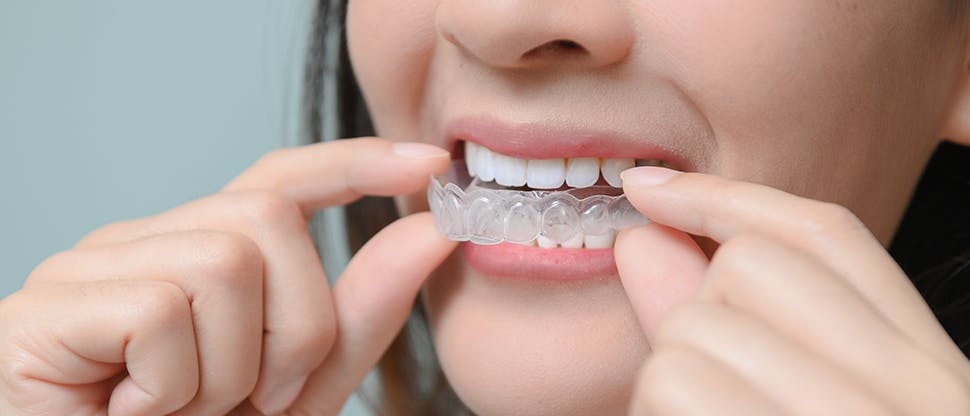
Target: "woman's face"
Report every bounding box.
[347,1,966,414]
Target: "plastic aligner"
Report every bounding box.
[427,161,648,245]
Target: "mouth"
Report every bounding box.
[456,139,676,249]
[447,117,686,249]
[438,117,688,280]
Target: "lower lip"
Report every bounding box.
[461,242,618,280]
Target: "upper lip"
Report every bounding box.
[442,116,697,172]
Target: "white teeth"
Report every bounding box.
[565,157,600,188]
[493,153,528,187]
[513,230,619,249]
[463,142,650,190]
[465,141,479,177]
[560,232,584,249]
[476,145,495,182]
[583,230,616,249]
[459,142,646,250]
[537,235,558,248]
[601,158,634,188]
[527,158,566,189]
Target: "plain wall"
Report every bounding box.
[0,2,373,414]
[0,0,312,294]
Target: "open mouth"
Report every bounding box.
[463,140,678,191]
[429,117,690,280]
[439,140,676,249]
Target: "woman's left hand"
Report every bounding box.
[615,167,970,415]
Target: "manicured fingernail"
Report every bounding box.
[259,376,307,415]
[620,166,681,187]
[392,142,450,159]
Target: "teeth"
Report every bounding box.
[464,142,655,190]
[560,232,584,249]
[583,230,616,249]
[537,235,558,248]
[565,157,600,188]
[493,153,528,187]
[476,145,496,182]
[465,141,479,176]
[458,142,658,250]
[511,230,619,249]
[527,158,566,189]
[601,158,634,187]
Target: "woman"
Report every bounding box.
[2,0,970,414]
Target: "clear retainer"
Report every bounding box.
[427,160,648,245]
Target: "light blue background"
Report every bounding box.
[0,1,313,295]
[1,2,373,413]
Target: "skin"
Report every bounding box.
[348,0,970,414]
[2,1,970,416]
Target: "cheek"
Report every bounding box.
[347,0,438,140]
[636,0,950,235]
[642,1,884,157]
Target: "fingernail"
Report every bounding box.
[259,376,307,415]
[392,142,450,159]
[620,166,681,187]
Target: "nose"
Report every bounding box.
[436,0,635,69]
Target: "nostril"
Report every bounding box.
[550,39,583,51]
[522,39,589,60]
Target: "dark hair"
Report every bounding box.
[303,0,970,412]
[891,141,970,352]
[304,2,463,413]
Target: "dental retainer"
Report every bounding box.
[428,161,648,245]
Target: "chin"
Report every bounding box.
[423,257,649,415]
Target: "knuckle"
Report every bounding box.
[254,148,293,169]
[181,230,264,288]
[802,202,867,237]
[0,290,29,321]
[231,190,304,229]
[707,235,769,285]
[713,234,769,260]
[132,281,192,328]
[23,250,75,286]
[279,314,338,366]
[73,219,137,248]
[246,149,300,189]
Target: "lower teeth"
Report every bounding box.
[428,161,648,248]
[510,229,618,249]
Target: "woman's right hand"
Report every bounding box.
[0,138,457,416]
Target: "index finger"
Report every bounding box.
[224,138,450,217]
[286,213,458,414]
[620,167,960,360]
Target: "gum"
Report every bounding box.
[428,161,648,245]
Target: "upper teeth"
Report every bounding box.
[465,141,660,189]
